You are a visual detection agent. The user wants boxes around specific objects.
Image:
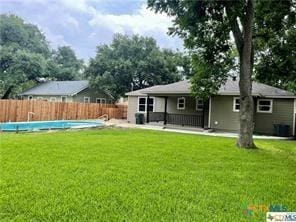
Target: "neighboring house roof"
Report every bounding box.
[21,80,90,96]
[126,79,295,98]
[125,85,167,96]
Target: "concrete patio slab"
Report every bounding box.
[106,119,295,140]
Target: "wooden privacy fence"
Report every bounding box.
[0,99,127,122]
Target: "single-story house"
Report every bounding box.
[126,78,296,137]
[20,80,114,104]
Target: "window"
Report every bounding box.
[137,97,154,112]
[257,99,273,113]
[233,97,240,112]
[50,97,56,102]
[177,97,185,110]
[96,98,106,104]
[28,95,33,100]
[147,98,154,112]
[138,97,146,112]
[84,97,90,103]
[61,96,67,102]
[36,97,43,100]
[196,99,204,111]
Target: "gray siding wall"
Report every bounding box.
[72,88,113,103]
[127,96,138,123]
[167,96,207,126]
[127,96,165,123]
[167,96,202,115]
[254,98,294,136]
[22,88,113,104]
[210,96,295,136]
[210,96,240,131]
[127,95,205,124]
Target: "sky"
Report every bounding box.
[0,0,183,60]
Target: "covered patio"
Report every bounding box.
[144,95,209,129]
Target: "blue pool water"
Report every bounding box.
[0,120,104,132]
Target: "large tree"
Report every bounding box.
[85,34,188,99]
[254,1,296,93]
[50,46,84,81]
[0,14,50,98]
[0,14,83,98]
[148,0,295,148]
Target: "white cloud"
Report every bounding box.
[42,27,69,48]
[86,3,183,50]
[1,0,183,59]
[58,0,98,15]
[61,15,80,29]
[89,4,172,35]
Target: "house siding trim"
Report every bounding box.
[208,97,212,128]
[293,99,296,136]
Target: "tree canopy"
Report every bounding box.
[85,34,189,99]
[254,0,296,93]
[148,0,295,96]
[50,46,84,81]
[148,0,295,148]
[0,14,83,98]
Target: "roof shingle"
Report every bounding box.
[126,79,295,97]
[21,81,89,96]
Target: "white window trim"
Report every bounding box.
[233,97,240,112]
[96,98,106,104]
[149,97,155,112]
[137,97,147,113]
[50,97,57,102]
[177,97,186,110]
[137,97,155,113]
[28,95,33,100]
[36,97,43,100]
[61,96,67,102]
[84,97,90,103]
[196,99,204,111]
[257,99,273,113]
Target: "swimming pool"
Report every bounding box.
[0,120,104,132]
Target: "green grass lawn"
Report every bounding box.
[0,128,295,221]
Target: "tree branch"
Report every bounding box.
[225,4,244,55]
[1,85,14,99]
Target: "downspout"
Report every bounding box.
[208,96,212,128]
[293,98,296,137]
[146,95,150,123]
[202,100,205,129]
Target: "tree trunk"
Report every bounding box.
[1,85,14,99]
[237,0,255,148]
[238,57,255,148]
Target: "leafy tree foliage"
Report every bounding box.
[0,14,50,57]
[50,46,84,81]
[254,0,296,93]
[0,14,50,98]
[85,34,188,99]
[0,14,83,98]
[148,0,295,148]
